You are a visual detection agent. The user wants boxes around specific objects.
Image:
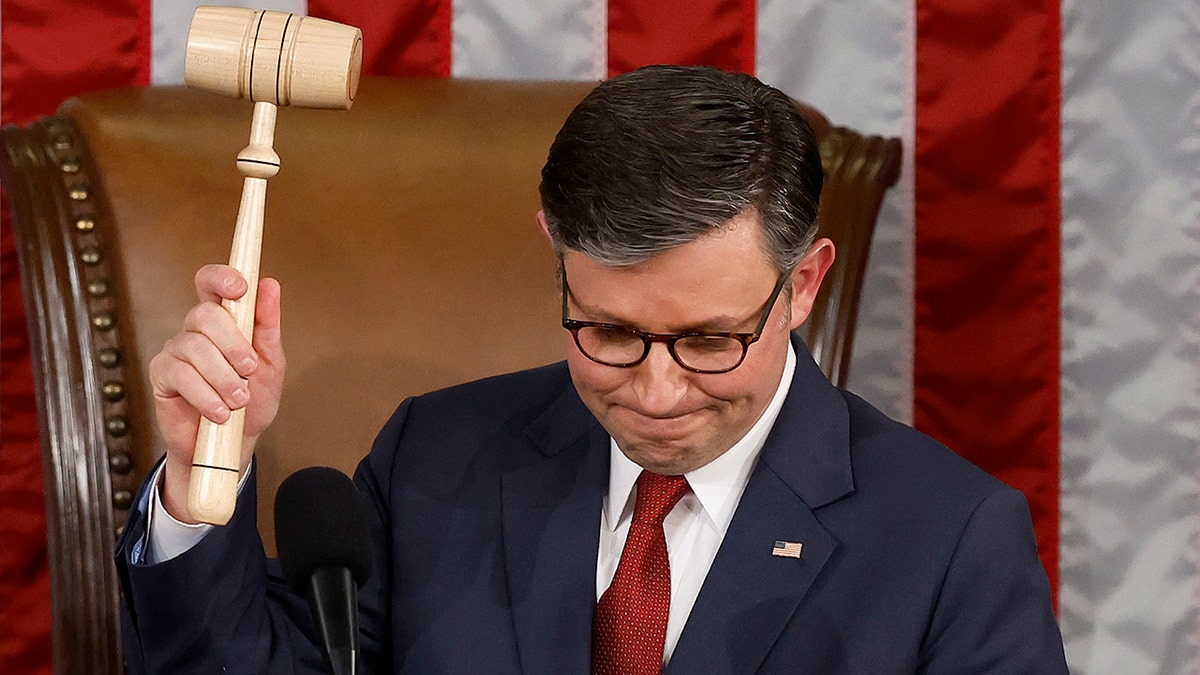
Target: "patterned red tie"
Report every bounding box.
[592,470,691,675]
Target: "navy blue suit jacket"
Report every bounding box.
[117,340,1067,673]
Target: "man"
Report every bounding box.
[117,65,1068,673]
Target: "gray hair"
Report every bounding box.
[539,65,823,273]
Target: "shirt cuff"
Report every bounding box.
[146,461,252,564]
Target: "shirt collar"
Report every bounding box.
[604,341,798,532]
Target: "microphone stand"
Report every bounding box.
[306,566,359,674]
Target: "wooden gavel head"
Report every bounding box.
[185,6,362,110]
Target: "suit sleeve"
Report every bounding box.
[115,462,327,674]
[114,397,416,673]
[917,487,1068,674]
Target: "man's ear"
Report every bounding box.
[536,210,553,244]
[787,238,836,330]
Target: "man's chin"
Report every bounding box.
[616,437,708,475]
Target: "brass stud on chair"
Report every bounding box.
[80,247,102,265]
[53,135,72,151]
[74,215,95,232]
[68,183,90,201]
[92,312,116,331]
[105,415,128,437]
[112,490,134,510]
[97,348,122,368]
[87,279,110,297]
[61,156,81,174]
[101,380,125,402]
[108,453,133,475]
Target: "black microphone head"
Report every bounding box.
[274,467,372,592]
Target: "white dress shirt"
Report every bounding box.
[596,342,796,665]
[145,464,250,563]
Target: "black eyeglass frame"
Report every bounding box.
[560,265,792,374]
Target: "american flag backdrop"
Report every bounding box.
[1,1,1198,672]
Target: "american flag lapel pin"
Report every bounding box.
[772,540,803,559]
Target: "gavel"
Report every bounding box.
[185,6,362,525]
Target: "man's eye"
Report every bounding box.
[681,336,739,353]
[593,327,639,344]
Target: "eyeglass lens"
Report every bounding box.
[573,326,746,372]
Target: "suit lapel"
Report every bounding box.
[666,468,839,674]
[501,383,608,674]
[668,340,855,673]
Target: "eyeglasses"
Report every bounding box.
[560,265,790,374]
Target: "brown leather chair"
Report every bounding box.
[0,77,900,674]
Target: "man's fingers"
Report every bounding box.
[255,278,282,330]
[158,332,252,415]
[252,278,285,367]
[194,264,249,304]
[181,301,259,378]
[153,364,233,424]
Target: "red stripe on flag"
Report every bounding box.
[309,0,451,77]
[607,0,755,77]
[0,0,150,125]
[913,0,1062,600]
[1,4,151,673]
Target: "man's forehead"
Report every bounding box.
[561,257,777,332]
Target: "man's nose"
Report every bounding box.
[630,343,688,414]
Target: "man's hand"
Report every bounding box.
[148,264,286,523]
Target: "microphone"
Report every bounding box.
[275,467,373,675]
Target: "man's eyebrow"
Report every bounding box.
[564,291,627,324]
[681,315,752,333]
[566,290,755,333]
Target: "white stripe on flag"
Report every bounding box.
[1058,0,1200,672]
[755,0,915,423]
[451,0,604,80]
[151,0,309,86]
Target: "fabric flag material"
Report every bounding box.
[1,1,1197,673]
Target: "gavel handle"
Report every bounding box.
[189,102,278,525]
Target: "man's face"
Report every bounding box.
[555,210,833,475]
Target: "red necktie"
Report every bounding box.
[592,470,691,675]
